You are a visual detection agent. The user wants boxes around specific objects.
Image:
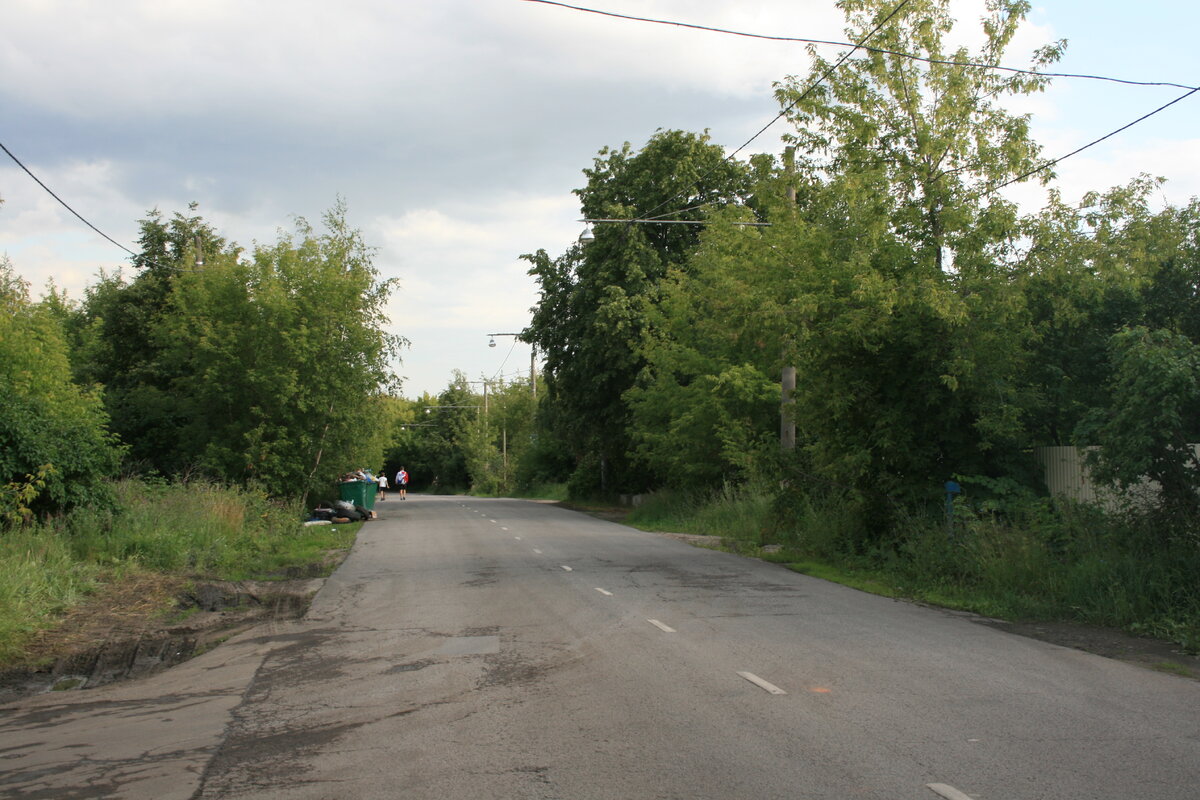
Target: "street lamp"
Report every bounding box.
[486,332,537,399]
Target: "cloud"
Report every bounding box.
[3,0,1197,397]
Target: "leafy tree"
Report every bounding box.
[777,0,1061,273]
[391,379,477,492]
[755,0,1061,510]
[465,378,537,494]
[155,202,403,496]
[1019,181,1200,445]
[625,202,794,488]
[0,257,122,519]
[1079,327,1200,516]
[73,205,233,473]
[525,130,754,496]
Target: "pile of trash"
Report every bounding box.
[304,499,376,526]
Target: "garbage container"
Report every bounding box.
[338,480,378,510]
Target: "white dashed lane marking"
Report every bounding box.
[926,784,974,800]
[737,671,787,695]
[647,619,676,633]
[594,588,613,596]
[561,565,573,572]
[533,549,543,554]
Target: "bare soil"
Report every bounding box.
[0,570,330,702]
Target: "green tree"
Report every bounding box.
[1019,181,1200,446]
[156,202,403,496]
[777,0,1061,273]
[759,0,1060,509]
[464,378,537,494]
[525,129,754,496]
[73,205,232,474]
[393,378,478,492]
[1079,327,1200,516]
[0,257,122,519]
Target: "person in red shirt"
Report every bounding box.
[395,468,409,500]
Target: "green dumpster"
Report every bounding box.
[338,480,378,510]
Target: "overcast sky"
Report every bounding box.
[3,0,1198,397]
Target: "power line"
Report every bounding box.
[521,0,1197,92]
[0,138,200,273]
[536,0,1199,220]
[0,138,138,258]
[982,85,1200,196]
[635,0,914,223]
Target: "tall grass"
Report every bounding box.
[510,482,569,502]
[57,479,316,577]
[0,529,98,662]
[627,483,773,541]
[0,479,357,663]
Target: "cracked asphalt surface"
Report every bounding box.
[2,496,1199,799]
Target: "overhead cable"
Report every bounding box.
[0,139,138,258]
[983,85,1200,196]
[522,0,1197,91]
[635,0,914,223]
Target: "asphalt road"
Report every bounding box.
[2,495,1198,799]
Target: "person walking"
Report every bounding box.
[377,471,388,501]
[396,467,409,500]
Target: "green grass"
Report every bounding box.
[0,479,360,663]
[496,482,569,501]
[625,484,772,541]
[1151,661,1194,678]
[0,528,99,662]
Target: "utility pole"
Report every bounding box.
[781,366,796,451]
[531,345,537,400]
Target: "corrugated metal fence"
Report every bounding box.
[1033,445,1200,510]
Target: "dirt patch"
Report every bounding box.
[0,571,328,702]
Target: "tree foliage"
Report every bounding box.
[72,205,234,473]
[56,201,404,499]
[153,202,403,495]
[524,130,755,495]
[1080,327,1200,515]
[751,0,1062,507]
[0,257,122,520]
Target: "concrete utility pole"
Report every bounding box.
[530,345,537,400]
[781,366,796,451]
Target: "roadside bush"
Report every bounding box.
[0,258,122,520]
